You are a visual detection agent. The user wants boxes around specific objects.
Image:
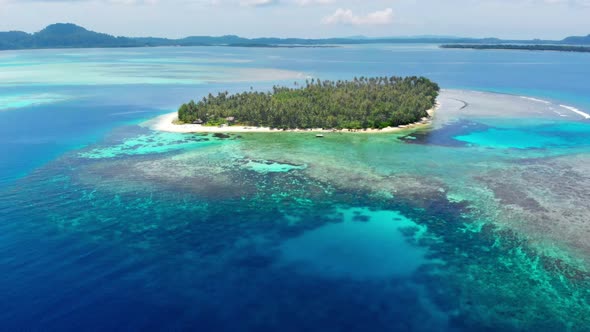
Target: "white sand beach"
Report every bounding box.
[560,105,590,119]
[145,105,438,134]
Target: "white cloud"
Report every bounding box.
[295,0,335,5]
[107,0,158,4]
[1,0,588,39]
[209,0,334,6]
[239,0,276,6]
[522,0,590,6]
[322,8,394,25]
[542,0,589,4]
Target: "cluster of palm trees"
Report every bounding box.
[178,76,439,130]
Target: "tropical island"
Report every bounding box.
[441,44,590,53]
[166,76,439,133]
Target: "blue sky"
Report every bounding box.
[0,0,589,39]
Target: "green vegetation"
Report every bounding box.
[0,23,137,50]
[178,76,439,130]
[441,44,590,53]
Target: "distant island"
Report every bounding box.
[174,76,439,131]
[1,23,589,51]
[441,44,590,53]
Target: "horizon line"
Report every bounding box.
[2,23,586,42]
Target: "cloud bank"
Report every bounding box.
[322,8,394,25]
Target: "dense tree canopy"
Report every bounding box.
[178,76,440,130]
[0,24,137,50]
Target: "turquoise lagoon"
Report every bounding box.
[0,45,589,331]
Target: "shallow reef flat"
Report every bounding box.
[1,89,589,331]
[0,93,68,111]
[0,60,305,86]
[473,154,590,262]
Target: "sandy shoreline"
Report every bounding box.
[144,105,438,134]
[559,105,590,119]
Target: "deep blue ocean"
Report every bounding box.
[1,45,589,331]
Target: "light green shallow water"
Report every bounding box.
[279,207,429,280]
[0,93,68,111]
[54,90,589,329]
[76,90,590,270]
[78,132,221,159]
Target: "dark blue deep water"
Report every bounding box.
[1,46,589,331]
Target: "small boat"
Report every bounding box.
[315,134,325,138]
